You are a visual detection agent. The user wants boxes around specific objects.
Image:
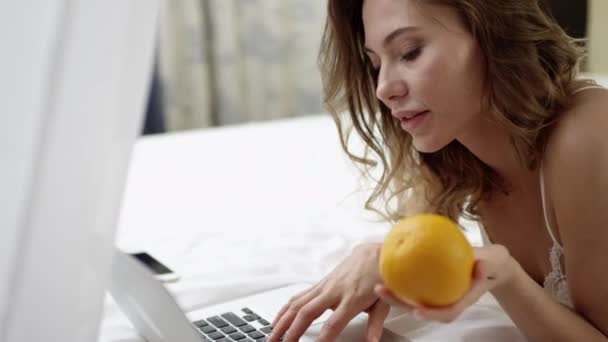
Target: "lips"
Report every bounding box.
[394,110,428,120]
[396,110,430,132]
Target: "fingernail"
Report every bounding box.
[413,310,424,320]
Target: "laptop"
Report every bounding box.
[107,248,412,342]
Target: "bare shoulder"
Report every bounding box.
[543,86,608,175]
[541,86,608,331]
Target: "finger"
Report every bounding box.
[414,307,459,323]
[374,284,416,310]
[281,294,332,342]
[450,259,494,309]
[462,263,496,301]
[413,300,468,324]
[272,285,317,327]
[365,300,390,342]
[317,300,360,342]
[473,258,501,287]
[272,302,291,329]
[268,288,321,342]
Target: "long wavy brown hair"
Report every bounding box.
[319,0,586,222]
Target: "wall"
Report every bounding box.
[588,0,608,74]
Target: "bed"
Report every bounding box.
[96,111,539,341]
[101,69,608,338]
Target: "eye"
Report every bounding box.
[371,67,380,80]
[401,46,422,62]
[366,57,380,74]
[366,56,380,73]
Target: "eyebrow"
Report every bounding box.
[364,26,420,54]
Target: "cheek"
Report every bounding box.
[446,44,485,113]
[414,45,484,119]
[410,51,456,111]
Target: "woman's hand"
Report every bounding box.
[268,242,390,342]
[375,244,518,323]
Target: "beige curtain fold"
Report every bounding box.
[159,0,326,131]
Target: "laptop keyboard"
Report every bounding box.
[192,307,281,342]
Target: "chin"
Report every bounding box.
[411,137,450,153]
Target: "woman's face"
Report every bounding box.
[363,0,486,153]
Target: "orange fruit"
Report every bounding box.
[379,214,474,307]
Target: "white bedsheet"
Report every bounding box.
[98,115,523,341]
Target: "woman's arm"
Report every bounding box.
[492,260,607,341]
[505,89,608,340]
[377,91,608,340]
[377,242,607,341]
[378,90,608,340]
[549,90,608,335]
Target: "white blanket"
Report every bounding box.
[98,115,524,341]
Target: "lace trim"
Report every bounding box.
[539,152,575,308]
[541,83,605,308]
[542,243,573,307]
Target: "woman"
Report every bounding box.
[268,0,608,341]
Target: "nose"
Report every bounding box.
[375,66,408,108]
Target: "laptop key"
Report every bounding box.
[207,316,229,328]
[243,315,256,322]
[229,332,246,340]
[248,331,265,339]
[260,326,272,334]
[239,324,256,333]
[242,307,254,314]
[220,326,237,334]
[257,319,271,326]
[250,314,261,320]
[216,339,230,342]
[193,319,209,327]
[207,331,225,340]
[201,325,217,334]
[221,312,247,327]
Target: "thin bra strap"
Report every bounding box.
[572,84,604,94]
[540,83,604,247]
[540,160,562,248]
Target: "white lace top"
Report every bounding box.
[480,84,604,309]
[478,181,573,308]
[539,160,573,308]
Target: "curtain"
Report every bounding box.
[158,0,326,130]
